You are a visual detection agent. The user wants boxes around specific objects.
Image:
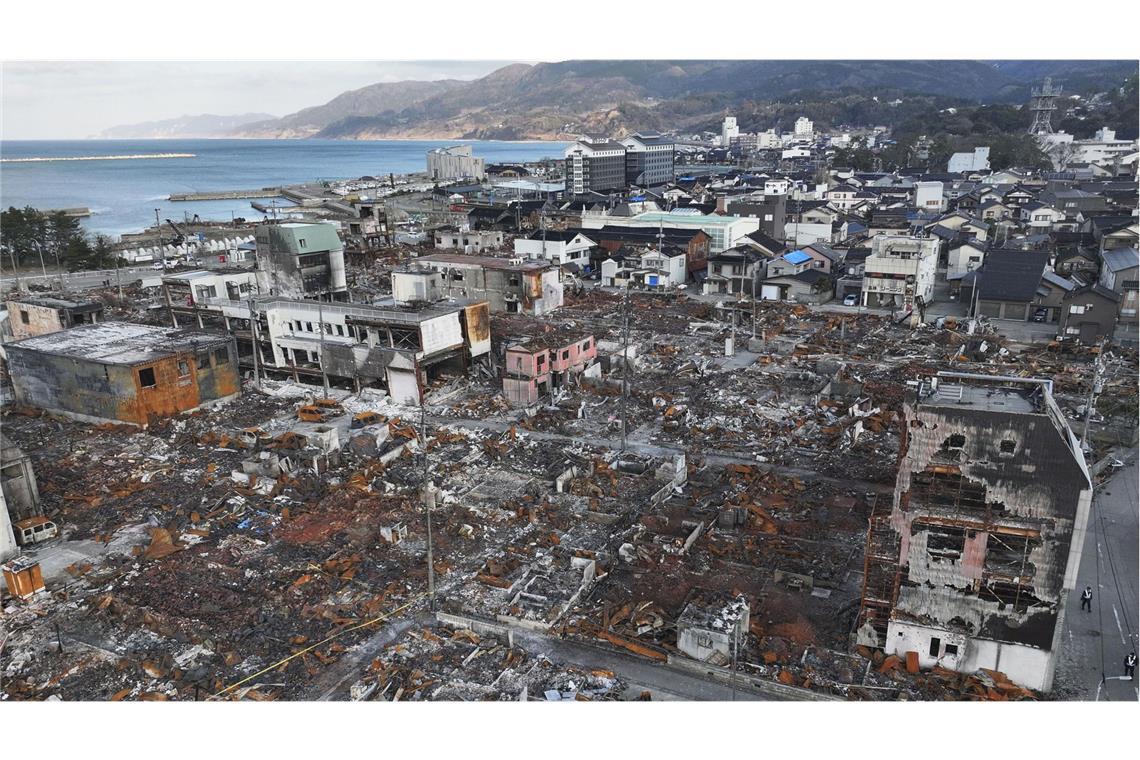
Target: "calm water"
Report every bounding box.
[0,139,568,236]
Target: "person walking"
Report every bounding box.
[1080,585,1093,612]
[1126,651,1137,679]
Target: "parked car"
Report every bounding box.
[14,516,59,547]
[843,293,859,307]
[1032,307,1048,323]
[151,260,166,270]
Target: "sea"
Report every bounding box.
[0,139,569,237]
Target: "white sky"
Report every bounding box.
[0,61,516,139]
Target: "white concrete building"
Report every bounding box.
[861,234,939,310]
[914,181,946,213]
[948,147,991,174]
[947,241,987,281]
[721,116,739,148]
[426,145,486,181]
[579,210,759,254]
[793,117,814,141]
[600,247,686,289]
[513,229,596,267]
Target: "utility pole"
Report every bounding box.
[420,401,436,610]
[114,251,124,301]
[248,297,262,390]
[51,241,66,295]
[317,298,330,398]
[155,208,167,275]
[1080,341,1106,453]
[620,281,631,451]
[3,246,20,293]
[33,240,47,279]
[730,623,738,701]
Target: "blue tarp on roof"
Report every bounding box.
[783,250,811,265]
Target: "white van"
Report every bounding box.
[14,517,59,546]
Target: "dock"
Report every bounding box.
[169,188,282,201]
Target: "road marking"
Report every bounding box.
[1113,605,1126,646]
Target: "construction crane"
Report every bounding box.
[164,219,187,248]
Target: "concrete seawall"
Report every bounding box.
[169,188,282,201]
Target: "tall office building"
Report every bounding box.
[564,140,627,195]
[721,116,739,148]
[621,133,675,187]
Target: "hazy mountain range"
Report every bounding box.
[96,112,275,139]
[102,60,1137,141]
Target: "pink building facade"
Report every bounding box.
[503,334,597,406]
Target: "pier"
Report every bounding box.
[169,188,283,201]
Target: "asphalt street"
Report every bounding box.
[1054,458,1140,701]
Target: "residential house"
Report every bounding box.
[969,250,1052,321]
[703,247,764,296]
[1098,247,1139,323]
[947,241,987,281]
[861,235,939,311]
[514,229,596,269]
[600,247,687,289]
[798,242,844,274]
[1060,284,1121,343]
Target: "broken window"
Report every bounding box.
[696,633,713,648]
[934,433,967,463]
[925,525,966,562]
[562,350,569,361]
[911,469,992,511]
[177,360,190,377]
[213,348,229,366]
[983,532,1038,581]
[944,643,959,656]
[929,637,941,657]
[197,352,211,369]
[138,367,157,388]
[19,310,29,324]
[980,579,1043,613]
[999,439,1016,455]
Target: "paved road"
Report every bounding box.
[511,630,770,701]
[2,265,160,293]
[1054,458,1139,701]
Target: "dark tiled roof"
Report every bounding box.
[977,250,1051,303]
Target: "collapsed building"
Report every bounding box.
[857,372,1092,692]
[195,297,492,404]
[4,323,240,426]
[5,295,104,340]
[502,332,599,406]
[254,222,348,301]
[392,254,563,316]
